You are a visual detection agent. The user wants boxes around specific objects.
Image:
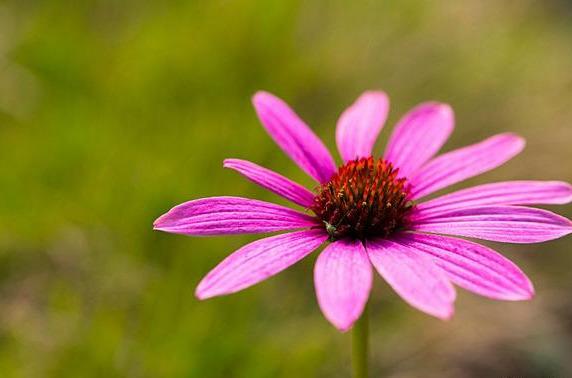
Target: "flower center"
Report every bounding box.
[311,157,413,241]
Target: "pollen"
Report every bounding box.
[311,157,413,241]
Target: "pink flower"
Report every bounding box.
[154,91,572,331]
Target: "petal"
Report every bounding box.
[196,229,327,299]
[409,133,525,200]
[412,205,572,243]
[336,91,389,162]
[384,102,454,178]
[397,233,534,300]
[224,159,315,207]
[154,196,319,236]
[416,180,572,218]
[252,91,337,183]
[314,239,373,331]
[366,238,455,319]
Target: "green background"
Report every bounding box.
[0,1,571,377]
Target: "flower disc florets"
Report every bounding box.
[311,157,413,241]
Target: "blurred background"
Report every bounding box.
[0,0,571,377]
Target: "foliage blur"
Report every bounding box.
[0,1,571,377]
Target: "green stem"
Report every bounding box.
[352,303,369,378]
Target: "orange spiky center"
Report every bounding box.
[311,157,413,241]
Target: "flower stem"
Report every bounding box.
[352,303,369,378]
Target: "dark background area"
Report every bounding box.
[0,1,571,377]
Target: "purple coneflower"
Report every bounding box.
[154,91,572,332]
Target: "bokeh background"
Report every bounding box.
[1,1,571,377]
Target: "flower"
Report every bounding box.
[154,90,572,331]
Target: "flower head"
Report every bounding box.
[154,90,572,331]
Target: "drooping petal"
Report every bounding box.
[336,91,389,162]
[409,133,525,200]
[412,205,572,243]
[154,196,319,236]
[224,159,315,207]
[196,229,327,299]
[396,233,534,300]
[314,239,372,331]
[366,238,455,319]
[252,91,337,183]
[416,180,572,218]
[384,102,454,178]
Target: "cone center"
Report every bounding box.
[311,157,413,241]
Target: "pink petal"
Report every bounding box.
[396,233,534,300]
[224,158,315,207]
[409,133,525,200]
[384,102,454,178]
[416,180,572,218]
[252,91,337,183]
[196,229,327,299]
[366,238,455,319]
[412,205,572,243]
[335,91,389,162]
[154,196,319,236]
[314,239,373,332]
